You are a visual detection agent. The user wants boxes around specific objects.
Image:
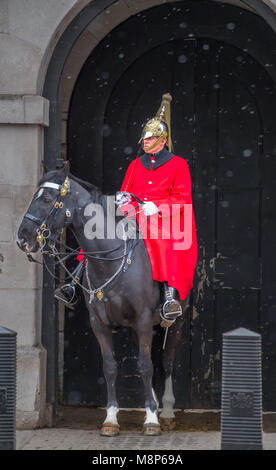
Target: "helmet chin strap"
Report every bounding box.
[143,132,167,153]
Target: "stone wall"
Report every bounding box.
[0,0,83,429]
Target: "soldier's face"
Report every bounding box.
[143,136,167,154]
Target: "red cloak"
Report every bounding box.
[120,153,198,300]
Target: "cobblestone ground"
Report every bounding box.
[16,429,275,450]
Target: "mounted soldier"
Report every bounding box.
[117,93,197,325]
[55,93,197,327]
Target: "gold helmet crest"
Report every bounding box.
[139,93,173,152]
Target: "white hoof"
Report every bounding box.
[104,406,119,426]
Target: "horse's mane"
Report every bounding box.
[38,169,105,204]
[69,173,98,193]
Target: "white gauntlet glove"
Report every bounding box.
[142,201,159,216]
[115,191,132,206]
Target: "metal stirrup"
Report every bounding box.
[162,299,182,319]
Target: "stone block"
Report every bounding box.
[8,0,77,54]
[0,0,8,34]
[0,197,14,242]
[16,345,47,429]
[23,95,49,127]
[0,95,49,126]
[0,184,12,198]
[13,184,39,220]
[0,35,41,94]
[0,288,41,346]
[0,96,24,124]
[0,242,42,289]
[0,125,42,185]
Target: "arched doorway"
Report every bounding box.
[62,2,276,411]
[43,0,276,415]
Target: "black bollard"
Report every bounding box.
[221,327,263,450]
[0,326,17,450]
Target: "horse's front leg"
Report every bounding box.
[136,313,161,436]
[89,313,119,436]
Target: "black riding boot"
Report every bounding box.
[160,282,182,327]
[55,261,85,305]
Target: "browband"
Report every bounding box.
[40,182,62,191]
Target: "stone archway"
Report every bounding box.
[42,0,276,417]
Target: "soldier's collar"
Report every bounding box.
[140,147,174,170]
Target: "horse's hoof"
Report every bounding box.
[143,423,161,436]
[160,417,176,431]
[100,422,120,437]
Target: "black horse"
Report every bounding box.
[17,167,190,436]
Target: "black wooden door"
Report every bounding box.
[191,40,265,408]
[65,12,276,410]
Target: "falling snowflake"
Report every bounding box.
[242,149,252,157]
[124,146,133,155]
[226,22,236,31]
[178,54,187,64]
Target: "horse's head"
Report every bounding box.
[17,168,74,253]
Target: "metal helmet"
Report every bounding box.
[139,93,172,152]
[140,118,168,140]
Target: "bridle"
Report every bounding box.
[24,176,71,248]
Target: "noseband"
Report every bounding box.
[24,176,71,246]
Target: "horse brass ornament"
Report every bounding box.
[36,231,44,246]
[60,176,70,196]
[97,290,104,301]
